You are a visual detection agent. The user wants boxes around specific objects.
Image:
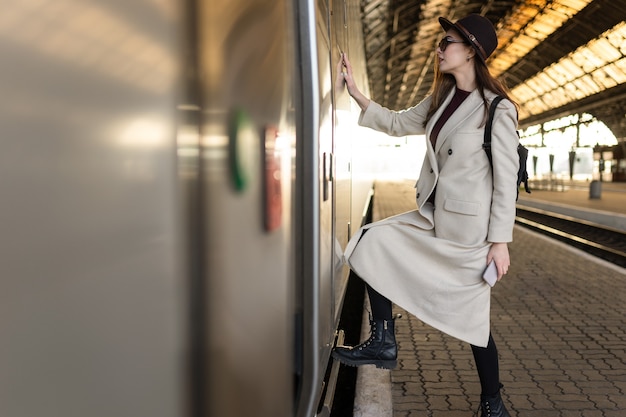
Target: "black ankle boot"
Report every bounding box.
[332,318,397,369]
[477,385,511,417]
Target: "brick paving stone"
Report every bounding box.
[566,411,606,417]
[528,393,555,409]
[588,394,619,409]
[609,393,626,408]
[357,180,626,417]
[521,411,561,417]
[556,381,584,394]
[426,395,449,410]
[406,411,428,417]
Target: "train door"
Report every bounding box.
[331,0,354,308]
[294,0,377,415]
[293,0,344,415]
[315,0,337,371]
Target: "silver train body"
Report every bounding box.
[1,1,381,416]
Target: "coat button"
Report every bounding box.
[416,193,421,198]
[448,149,453,155]
[429,168,434,173]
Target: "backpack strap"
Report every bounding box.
[482,95,504,167]
[483,96,532,198]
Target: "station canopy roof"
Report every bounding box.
[360,0,626,139]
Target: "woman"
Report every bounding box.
[333,14,518,417]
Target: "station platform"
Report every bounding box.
[352,180,626,417]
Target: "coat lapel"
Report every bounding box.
[433,89,484,154]
[423,90,455,172]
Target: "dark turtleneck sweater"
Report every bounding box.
[429,88,471,147]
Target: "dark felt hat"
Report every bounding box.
[439,14,498,63]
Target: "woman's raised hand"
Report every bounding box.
[336,53,370,111]
[335,54,348,92]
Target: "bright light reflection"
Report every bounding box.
[119,118,169,147]
[272,131,290,152]
[365,135,427,181]
[520,115,617,148]
[177,126,200,147]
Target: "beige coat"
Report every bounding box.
[344,88,519,347]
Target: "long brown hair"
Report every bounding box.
[424,57,518,127]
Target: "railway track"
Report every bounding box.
[515,206,626,268]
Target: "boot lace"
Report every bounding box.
[474,384,505,417]
[357,319,377,350]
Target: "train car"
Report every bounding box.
[0,0,381,416]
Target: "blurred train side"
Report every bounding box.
[0,1,378,416]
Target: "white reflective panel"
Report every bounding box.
[561,85,578,104]
[569,61,588,80]
[531,97,550,113]
[559,58,585,81]
[571,79,590,97]
[536,72,560,91]
[581,75,602,95]
[513,84,537,103]
[526,77,546,96]
[542,91,558,107]
[514,33,540,51]
[606,22,626,53]
[580,113,594,123]
[491,58,511,73]
[579,120,618,147]
[560,0,593,10]
[591,67,619,89]
[544,66,567,85]
[520,133,543,147]
[588,38,622,62]
[521,124,542,136]
[578,49,604,72]
[562,126,578,146]
[563,83,581,101]
[518,118,614,180]
[517,5,539,21]
[614,57,626,75]
[544,114,578,131]
[543,129,565,149]
[533,12,560,36]
[603,59,626,83]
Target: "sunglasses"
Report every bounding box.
[438,37,466,51]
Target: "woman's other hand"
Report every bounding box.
[487,242,510,281]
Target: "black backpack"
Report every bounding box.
[483,96,531,200]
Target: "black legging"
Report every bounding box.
[471,333,500,396]
[367,284,393,320]
[367,283,500,395]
